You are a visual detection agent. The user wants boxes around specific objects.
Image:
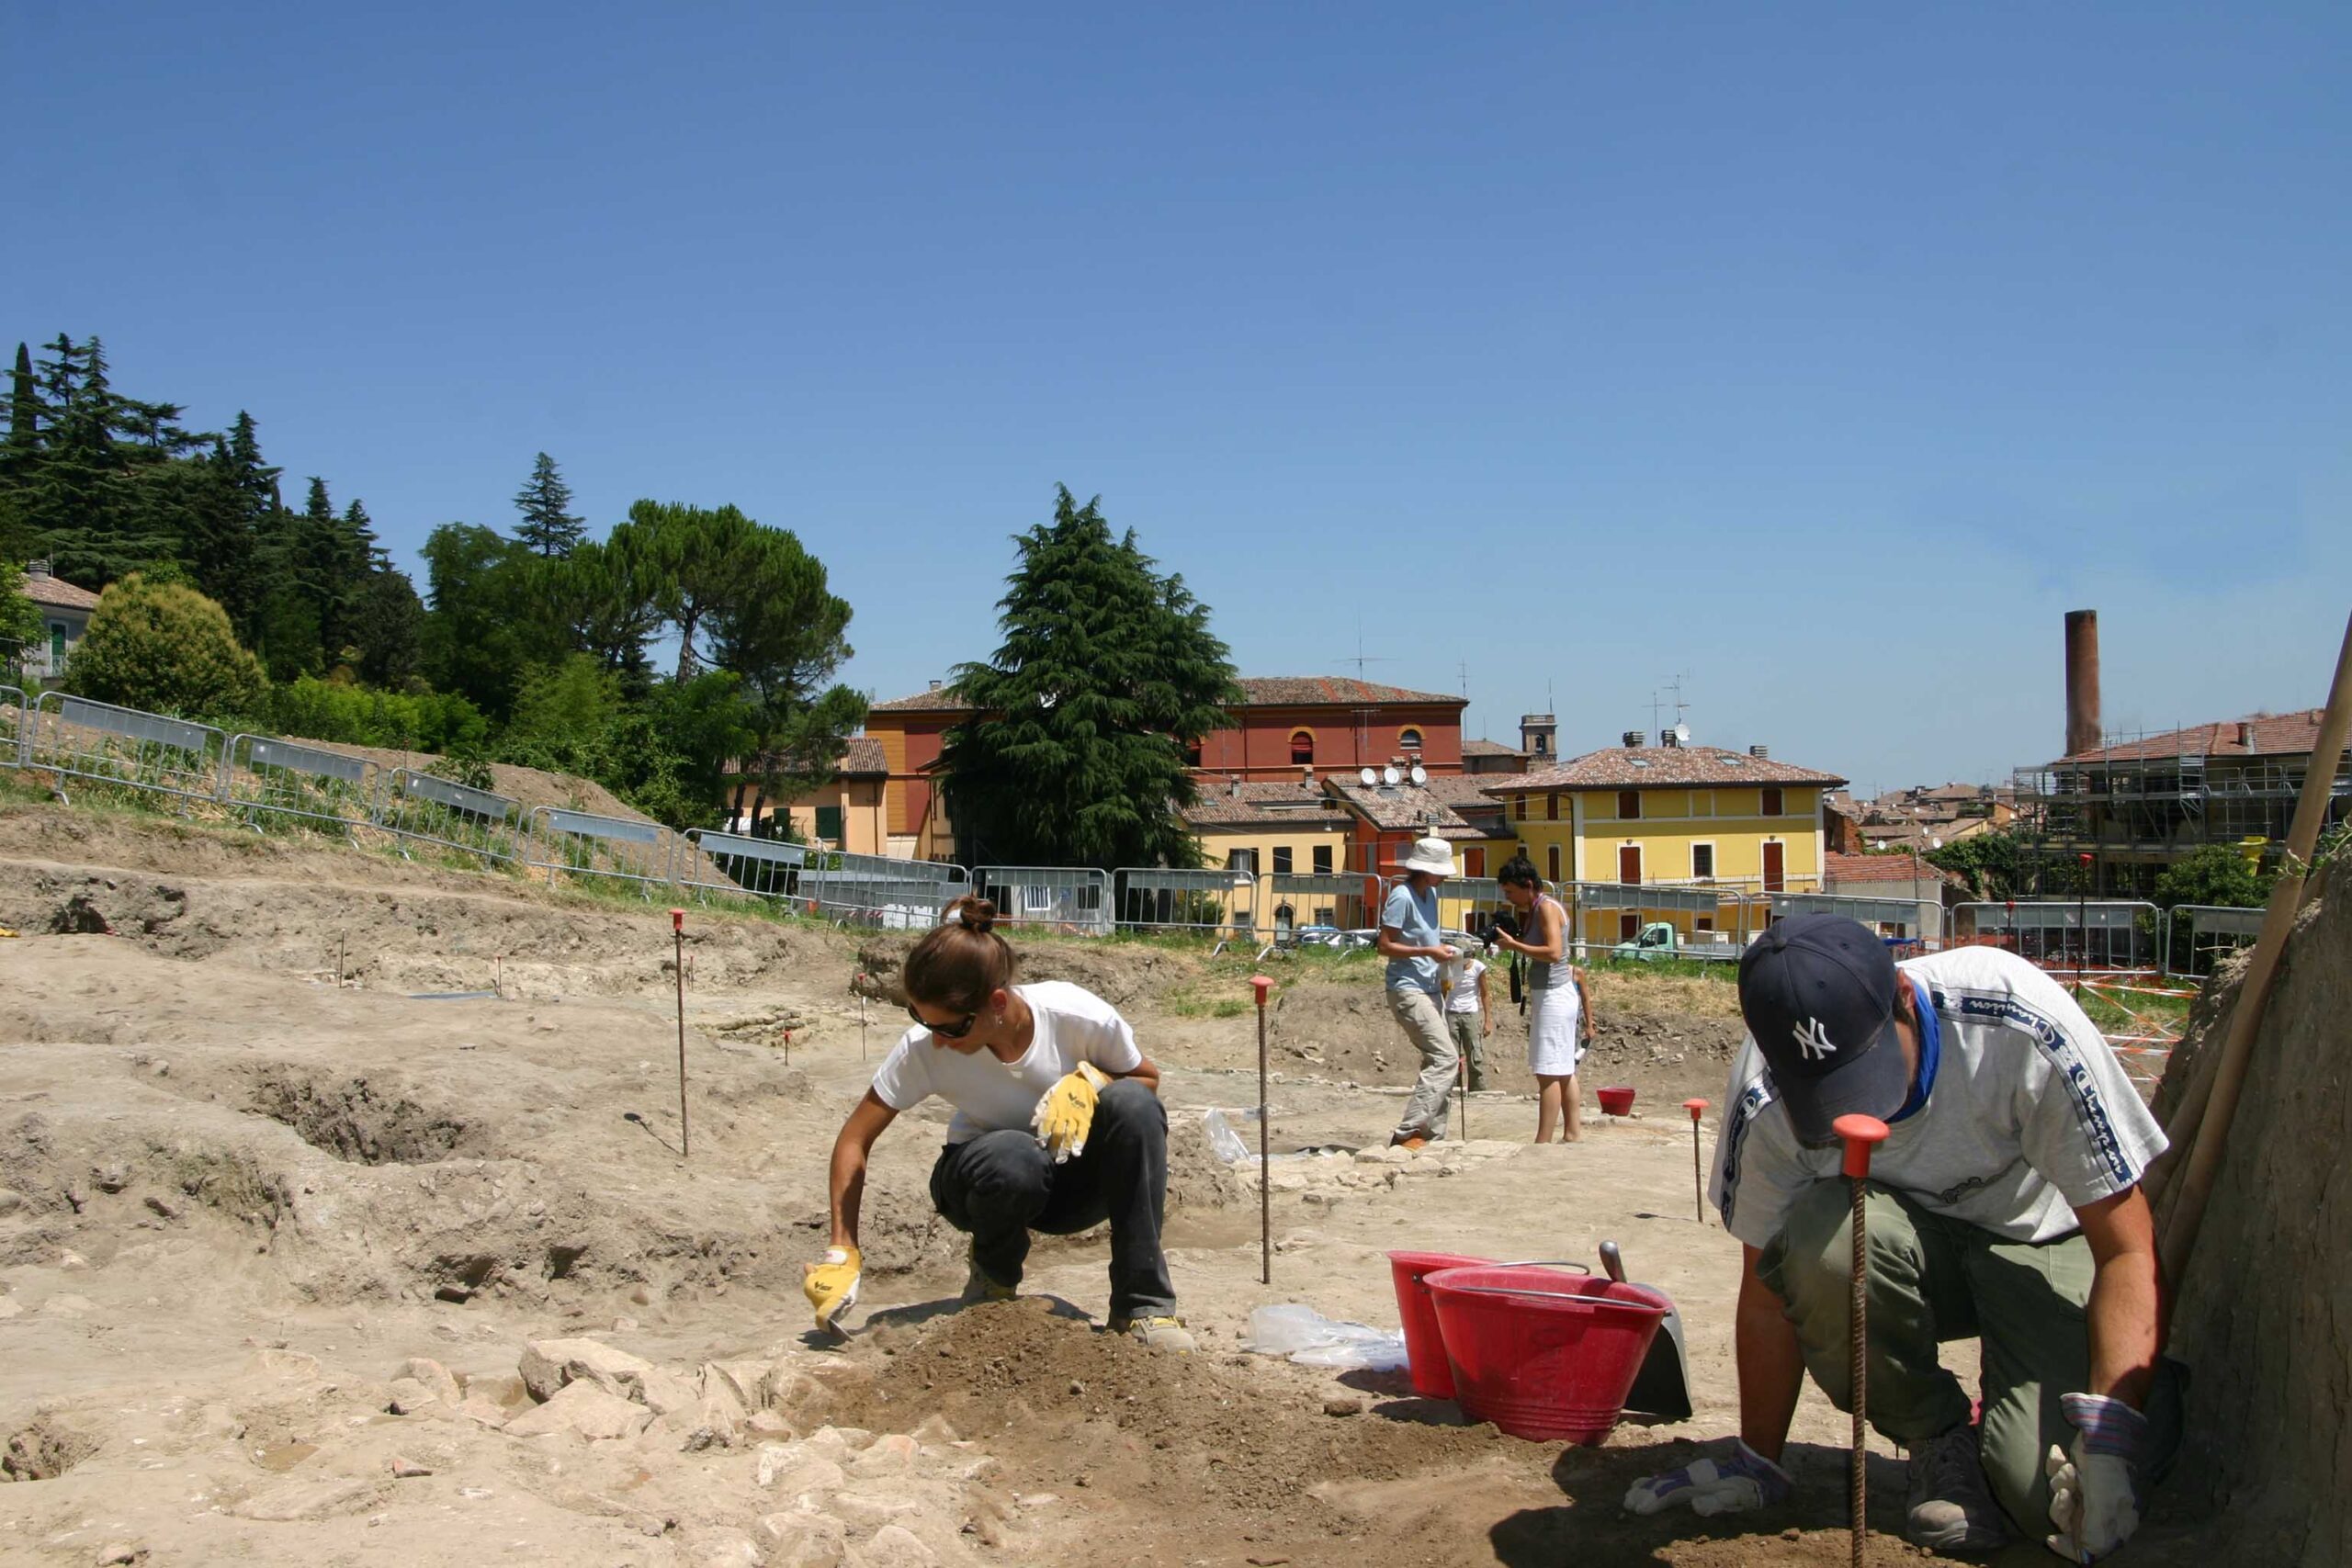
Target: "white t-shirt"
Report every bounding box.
[1442,956,1487,1015]
[1711,946,2166,1248]
[869,980,1144,1144]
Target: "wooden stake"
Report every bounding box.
[2156,612,2352,1278]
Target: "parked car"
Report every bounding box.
[1610,921,1739,963]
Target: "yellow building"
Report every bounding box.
[718,738,892,854]
[1482,739,1847,949]
[1179,782,1361,932]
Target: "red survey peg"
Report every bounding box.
[1834,1113,1889,1179]
[1250,975,1273,1008]
[1683,1097,1709,1122]
[670,908,684,931]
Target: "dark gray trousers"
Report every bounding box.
[927,1077,1177,1320]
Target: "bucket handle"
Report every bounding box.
[1494,1259,1591,1272]
[1437,1282,1666,1312]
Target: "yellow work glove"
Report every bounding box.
[802,1244,861,1333]
[1032,1062,1113,1164]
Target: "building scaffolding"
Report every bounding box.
[2009,727,2350,897]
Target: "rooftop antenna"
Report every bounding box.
[1335,616,1399,679]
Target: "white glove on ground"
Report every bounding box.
[1623,1438,1793,1517]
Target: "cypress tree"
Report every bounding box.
[938,486,1240,869]
[514,452,585,558]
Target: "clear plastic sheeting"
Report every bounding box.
[1245,1303,1408,1371]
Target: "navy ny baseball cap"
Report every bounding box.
[1737,914,1911,1145]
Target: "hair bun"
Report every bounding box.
[952,896,999,933]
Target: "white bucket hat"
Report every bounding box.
[1396,836,1456,878]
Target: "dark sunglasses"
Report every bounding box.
[909,1004,978,1039]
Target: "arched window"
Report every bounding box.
[1289,729,1315,766]
[1398,727,1423,751]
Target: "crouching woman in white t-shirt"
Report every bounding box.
[803,897,1193,1351]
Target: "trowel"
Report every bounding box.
[1600,1239,1692,1421]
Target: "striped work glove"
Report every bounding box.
[2047,1393,2150,1562]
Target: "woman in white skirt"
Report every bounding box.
[1488,854,1596,1142]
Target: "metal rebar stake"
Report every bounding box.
[1252,975,1272,1286]
[672,908,689,1159]
[1836,1114,1888,1568]
[1683,1099,1710,1224]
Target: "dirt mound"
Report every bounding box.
[820,1301,1939,1567]
[2156,852,2352,1565]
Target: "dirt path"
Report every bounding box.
[0,804,2217,1566]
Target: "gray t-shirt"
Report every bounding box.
[1381,882,1442,995]
[869,980,1143,1144]
[1711,946,2166,1247]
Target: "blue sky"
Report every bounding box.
[7,3,2346,794]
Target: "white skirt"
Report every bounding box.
[1527,983,1584,1077]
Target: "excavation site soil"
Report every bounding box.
[0,801,2215,1566]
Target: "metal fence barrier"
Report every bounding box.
[0,684,25,766]
[28,691,227,807]
[1566,881,1741,961]
[1263,873,1375,942]
[222,733,380,834]
[1114,867,1259,936]
[526,805,680,896]
[803,850,968,929]
[974,865,1111,934]
[1950,900,2162,972]
[1767,890,1944,944]
[2163,903,2264,978]
[680,828,808,902]
[374,768,522,865]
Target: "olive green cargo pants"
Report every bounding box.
[1758,1179,2181,1535]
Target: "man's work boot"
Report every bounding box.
[959,1242,1016,1306]
[1108,1314,1195,1353]
[1903,1423,2007,1554]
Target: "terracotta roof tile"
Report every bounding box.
[1419,773,1509,811]
[19,571,100,612]
[870,685,976,712]
[1484,744,1848,793]
[1235,676,1465,708]
[2056,709,2329,764]
[1323,776,1474,834]
[1461,738,1524,758]
[1182,780,1354,829]
[1825,852,1952,886]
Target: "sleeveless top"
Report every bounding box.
[1525,894,1566,990]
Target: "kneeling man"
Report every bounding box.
[1628,916,2180,1561]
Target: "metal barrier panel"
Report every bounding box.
[526,806,678,894]
[803,850,968,929]
[1377,874,1507,942]
[1768,890,1943,942]
[974,866,1111,935]
[1950,900,2161,971]
[2165,903,2264,977]
[223,733,381,832]
[681,829,808,901]
[374,768,522,864]
[1114,867,1260,936]
[1566,881,1743,961]
[27,691,227,805]
[0,684,25,766]
[1263,873,1374,942]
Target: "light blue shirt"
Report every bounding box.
[1382,882,1442,995]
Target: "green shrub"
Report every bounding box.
[261,675,489,755]
[63,573,267,721]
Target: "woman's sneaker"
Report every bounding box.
[960,1242,1016,1305]
[1904,1422,2007,1553]
[1108,1315,1195,1353]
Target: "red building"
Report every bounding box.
[864,676,1471,860]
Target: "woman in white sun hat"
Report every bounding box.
[1375,835,1463,1148]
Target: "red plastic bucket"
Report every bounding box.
[1386,1251,1490,1399]
[1595,1086,1636,1117]
[1424,1264,1670,1444]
